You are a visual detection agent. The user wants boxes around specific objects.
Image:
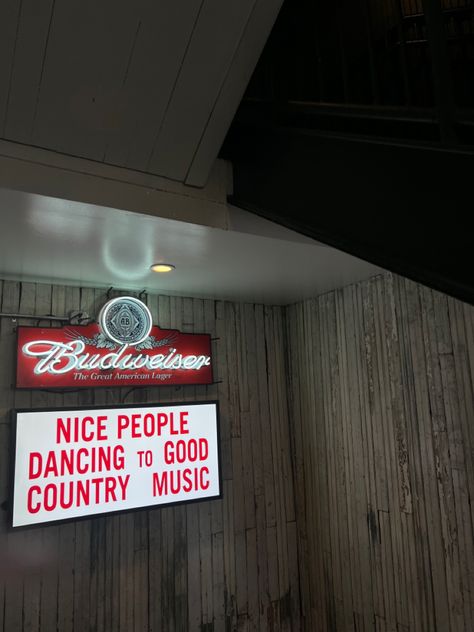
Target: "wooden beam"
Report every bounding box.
[0,139,231,229]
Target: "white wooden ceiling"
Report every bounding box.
[0,0,282,187]
[0,188,382,305]
[0,3,384,306]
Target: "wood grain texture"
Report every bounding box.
[0,0,281,185]
[145,0,257,181]
[0,279,301,631]
[2,0,55,144]
[287,272,474,632]
[185,0,284,187]
[2,271,471,631]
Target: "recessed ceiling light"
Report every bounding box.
[150,263,175,273]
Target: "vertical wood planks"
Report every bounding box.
[0,280,22,632]
[2,271,472,632]
[287,272,474,632]
[0,280,301,631]
[15,282,41,632]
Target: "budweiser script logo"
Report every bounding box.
[22,339,211,375]
[17,297,213,388]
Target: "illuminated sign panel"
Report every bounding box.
[12,402,220,527]
[16,324,212,388]
[16,296,213,389]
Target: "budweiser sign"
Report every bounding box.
[16,297,213,389]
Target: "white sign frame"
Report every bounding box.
[11,401,221,528]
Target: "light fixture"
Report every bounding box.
[150,263,175,273]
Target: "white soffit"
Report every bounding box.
[0,188,383,305]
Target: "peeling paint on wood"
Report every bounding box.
[287,273,474,632]
[0,279,300,631]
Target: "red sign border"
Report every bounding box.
[15,324,214,390]
[9,399,222,530]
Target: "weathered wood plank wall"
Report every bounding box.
[286,272,474,632]
[0,280,301,632]
[3,271,472,632]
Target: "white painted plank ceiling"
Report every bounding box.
[0,0,282,186]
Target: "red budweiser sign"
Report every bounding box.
[16,297,213,389]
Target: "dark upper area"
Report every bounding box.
[222,0,474,304]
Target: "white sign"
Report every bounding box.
[13,402,220,527]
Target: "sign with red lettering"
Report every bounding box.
[16,323,213,389]
[12,402,220,527]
